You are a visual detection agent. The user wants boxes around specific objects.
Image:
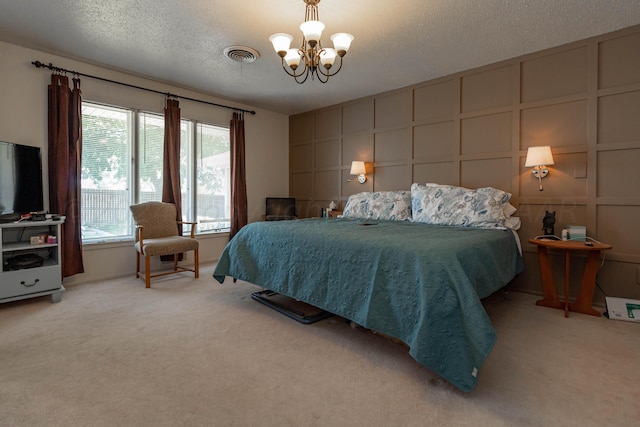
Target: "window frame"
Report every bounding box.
[80,100,230,244]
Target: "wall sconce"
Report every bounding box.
[525,146,555,191]
[349,161,367,184]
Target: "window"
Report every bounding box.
[81,102,230,243]
[193,123,231,233]
[81,104,133,241]
[138,111,167,204]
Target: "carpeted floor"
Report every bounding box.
[0,264,638,426]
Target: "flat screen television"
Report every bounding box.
[0,141,44,219]
[265,197,296,221]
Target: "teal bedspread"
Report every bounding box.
[213,218,524,392]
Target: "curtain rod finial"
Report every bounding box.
[32,61,55,71]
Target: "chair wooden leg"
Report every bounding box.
[136,251,140,278]
[194,248,199,278]
[174,254,178,272]
[145,256,151,288]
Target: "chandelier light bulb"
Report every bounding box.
[330,33,354,56]
[284,49,302,70]
[319,48,337,69]
[269,33,293,57]
[299,20,325,46]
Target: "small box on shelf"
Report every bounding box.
[30,234,48,245]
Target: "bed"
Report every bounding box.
[213,184,524,392]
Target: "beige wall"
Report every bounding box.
[0,41,290,286]
[290,25,640,304]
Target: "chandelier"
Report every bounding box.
[269,0,354,84]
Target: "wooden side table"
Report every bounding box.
[327,210,343,218]
[529,238,612,318]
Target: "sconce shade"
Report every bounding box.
[350,161,366,175]
[525,146,555,167]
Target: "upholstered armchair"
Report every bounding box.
[130,201,199,288]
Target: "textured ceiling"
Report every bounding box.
[1,0,640,115]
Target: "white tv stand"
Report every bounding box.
[0,219,65,303]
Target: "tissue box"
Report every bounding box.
[567,225,586,241]
[606,297,640,323]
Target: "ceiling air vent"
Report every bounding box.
[223,46,260,63]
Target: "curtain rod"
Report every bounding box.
[31,60,256,115]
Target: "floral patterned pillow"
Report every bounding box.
[411,183,510,229]
[425,182,517,218]
[343,191,412,221]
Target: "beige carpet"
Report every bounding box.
[1,264,638,426]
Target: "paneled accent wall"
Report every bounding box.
[289,25,640,303]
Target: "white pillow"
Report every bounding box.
[343,190,411,221]
[503,202,517,218]
[504,216,521,230]
[412,183,511,229]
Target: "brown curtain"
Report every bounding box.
[48,74,84,277]
[161,98,182,219]
[161,98,182,260]
[160,98,183,261]
[230,111,247,239]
